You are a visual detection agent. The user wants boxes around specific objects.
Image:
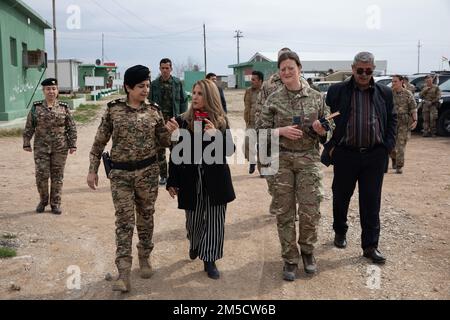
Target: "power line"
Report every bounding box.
[110,0,167,33]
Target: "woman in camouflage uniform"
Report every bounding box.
[87,65,178,292]
[258,52,333,282]
[23,78,77,215]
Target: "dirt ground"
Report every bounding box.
[0,90,449,300]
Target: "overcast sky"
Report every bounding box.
[21,0,450,78]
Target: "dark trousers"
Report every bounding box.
[332,145,388,250]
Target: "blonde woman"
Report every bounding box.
[167,79,235,279]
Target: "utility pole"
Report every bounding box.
[417,40,421,73]
[203,24,207,74]
[234,30,243,64]
[102,33,105,64]
[52,0,58,79]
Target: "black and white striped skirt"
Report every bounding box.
[185,166,226,262]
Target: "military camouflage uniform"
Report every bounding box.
[404,83,416,94]
[243,87,261,166]
[23,100,77,207]
[420,84,441,135]
[88,98,171,273]
[255,74,310,215]
[390,88,417,170]
[257,85,333,264]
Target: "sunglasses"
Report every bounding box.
[356,68,374,76]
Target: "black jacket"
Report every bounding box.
[167,116,236,210]
[321,77,397,166]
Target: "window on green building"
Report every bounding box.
[10,37,17,66]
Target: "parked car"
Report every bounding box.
[314,81,340,93]
[409,73,450,93]
[374,76,393,87]
[415,78,450,136]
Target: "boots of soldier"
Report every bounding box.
[392,159,397,169]
[36,201,48,213]
[138,257,153,279]
[51,205,62,215]
[112,271,130,293]
[301,251,317,274]
[396,167,403,174]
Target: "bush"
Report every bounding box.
[0,247,16,259]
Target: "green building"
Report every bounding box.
[78,64,118,92]
[228,53,278,89]
[0,0,52,121]
[183,71,205,94]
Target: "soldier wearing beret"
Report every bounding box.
[87,65,179,293]
[23,78,77,215]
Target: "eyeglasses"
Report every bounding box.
[356,68,374,76]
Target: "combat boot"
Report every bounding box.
[391,159,397,169]
[36,201,47,213]
[112,271,130,293]
[282,263,298,281]
[51,205,62,215]
[301,251,317,274]
[396,167,403,174]
[138,258,153,279]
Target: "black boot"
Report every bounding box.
[36,201,48,213]
[189,248,198,260]
[51,205,62,215]
[203,261,220,279]
[249,164,256,174]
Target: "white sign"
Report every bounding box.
[113,79,123,87]
[227,74,236,88]
[85,76,104,87]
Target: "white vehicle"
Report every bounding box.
[374,76,392,87]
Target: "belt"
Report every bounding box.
[111,155,157,171]
[279,146,301,153]
[341,145,381,154]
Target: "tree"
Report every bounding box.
[173,57,203,79]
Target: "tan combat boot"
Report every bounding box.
[139,257,153,279]
[112,271,130,293]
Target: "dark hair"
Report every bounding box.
[278,51,302,69]
[206,73,217,79]
[392,75,404,81]
[159,58,172,67]
[251,71,264,82]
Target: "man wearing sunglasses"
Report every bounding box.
[321,52,397,264]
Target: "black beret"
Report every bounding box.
[41,78,58,86]
[124,65,150,88]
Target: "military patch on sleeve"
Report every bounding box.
[59,101,69,109]
[149,101,160,111]
[107,98,123,108]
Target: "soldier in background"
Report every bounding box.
[206,72,227,113]
[420,75,441,137]
[23,78,77,215]
[258,52,332,281]
[390,75,417,174]
[255,47,310,215]
[402,76,416,94]
[150,58,187,185]
[87,65,179,293]
[244,70,264,174]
